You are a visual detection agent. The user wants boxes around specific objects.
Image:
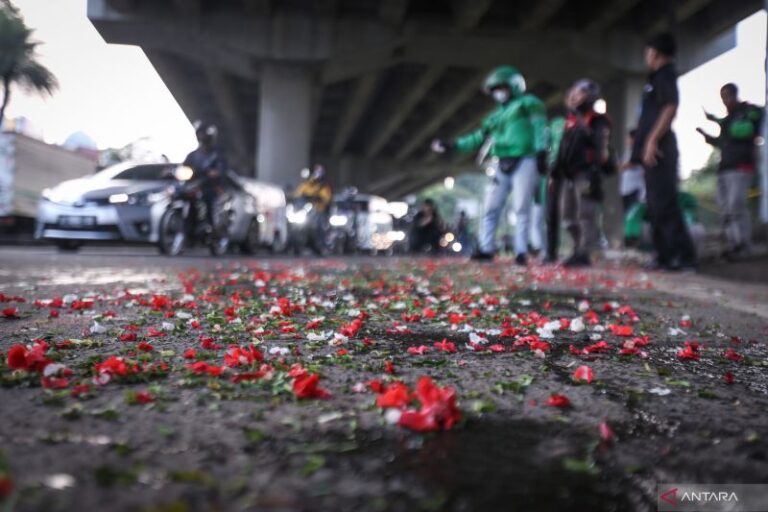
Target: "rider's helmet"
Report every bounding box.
[193,120,218,139]
[483,66,526,97]
[312,164,326,181]
[569,79,601,108]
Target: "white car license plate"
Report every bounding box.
[59,215,97,228]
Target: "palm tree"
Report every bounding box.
[0,1,57,128]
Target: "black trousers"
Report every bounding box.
[545,176,562,260]
[643,140,696,266]
[201,194,217,228]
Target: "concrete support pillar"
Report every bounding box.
[604,75,645,246]
[761,0,768,225]
[257,64,313,185]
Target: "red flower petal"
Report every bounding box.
[376,382,412,408]
[292,373,331,399]
[6,345,28,370]
[599,421,615,442]
[546,394,571,408]
[572,365,594,384]
[434,339,457,353]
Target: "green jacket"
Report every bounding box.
[625,192,698,239]
[453,94,548,158]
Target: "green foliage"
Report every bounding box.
[683,150,721,229]
[0,4,58,124]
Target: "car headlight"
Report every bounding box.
[109,193,129,204]
[370,212,392,225]
[286,206,303,224]
[287,210,307,224]
[287,204,312,224]
[329,214,348,227]
[111,190,168,206]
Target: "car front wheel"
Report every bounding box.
[158,209,187,256]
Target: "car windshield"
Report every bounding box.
[93,163,179,181]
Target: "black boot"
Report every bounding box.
[471,251,495,262]
[564,253,591,268]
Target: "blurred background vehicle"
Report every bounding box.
[35,161,177,251]
[156,165,237,256]
[328,192,394,254]
[285,195,329,255]
[35,161,275,254]
[386,201,411,254]
[234,176,288,253]
[1,132,95,238]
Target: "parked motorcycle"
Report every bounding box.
[285,196,329,255]
[157,166,233,256]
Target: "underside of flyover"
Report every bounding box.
[89,0,762,200]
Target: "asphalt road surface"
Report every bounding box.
[0,246,766,512]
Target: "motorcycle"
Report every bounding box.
[285,196,330,255]
[327,199,358,255]
[157,166,233,256]
[328,193,395,255]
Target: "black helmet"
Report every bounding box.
[193,120,218,138]
[570,79,601,106]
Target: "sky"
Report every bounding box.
[676,10,766,177]
[5,0,196,161]
[4,1,767,177]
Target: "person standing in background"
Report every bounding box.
[551,79,611,267]
[431,66,548,265]
[544,115,566,263]
[620,129,646,247]
[620,129,646,213]
[697,83,763,260]
[631,33,696,272]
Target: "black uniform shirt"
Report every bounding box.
[632,63,678,163]
[182,147,228,196]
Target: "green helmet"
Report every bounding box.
[483,65,526,96]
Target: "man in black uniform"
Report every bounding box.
[183,121,228,233]
[631,33,696,271]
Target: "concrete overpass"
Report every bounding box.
[88,0,762,200]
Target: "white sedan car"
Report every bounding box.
[35,162,177,250]
[36,161,276,253]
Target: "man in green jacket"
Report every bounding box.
[431,66,548,264]
[697,83,763,258]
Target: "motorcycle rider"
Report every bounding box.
[182,121,228,235]
[410,198,444,253]
[294,164,333,213]
[294,164,333,247]
[431,65,548,265]
[551,79,611,267]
